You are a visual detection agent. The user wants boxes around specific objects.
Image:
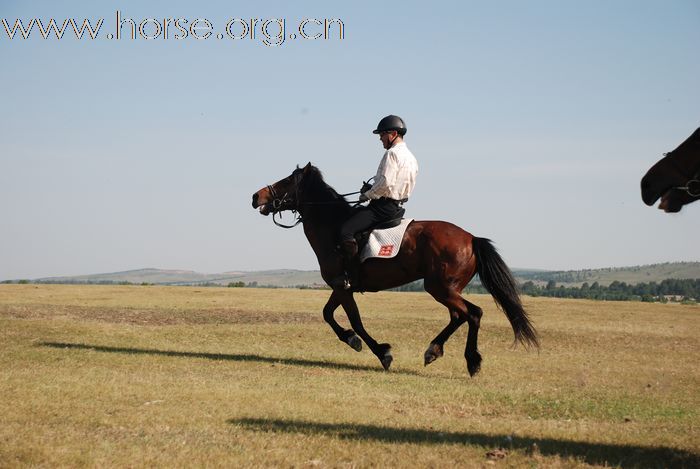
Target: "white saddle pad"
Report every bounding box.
[359,219,414,263]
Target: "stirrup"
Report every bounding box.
[331,273,352,290]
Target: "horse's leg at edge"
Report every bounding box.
[423,278,468,367]
[424,289,482,376]
[323,290,362,352]
[462,298,483,376]
[338,291,392,370]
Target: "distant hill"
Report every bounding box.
[516,262,700,287]
[34,268,221,285]
[28,268,324,288]
[5,262,698,288]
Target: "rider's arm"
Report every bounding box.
[363,151,399,200]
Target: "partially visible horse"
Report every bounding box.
[252,164,538,376]
[641,127,700,212]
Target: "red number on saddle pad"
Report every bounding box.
[378,244,394,256]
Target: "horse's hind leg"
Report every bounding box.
[462,299,483,376]
[323,290,362,352]
[424,280,483,376]
[423,279,468,367]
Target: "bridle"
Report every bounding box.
[265,172,303,229]
[264,171,369,229]
[671,165,700,197]
[665,152,700,197]
[673,175,700,197]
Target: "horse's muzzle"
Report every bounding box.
[252,190,272,216]
[640,175,659,206]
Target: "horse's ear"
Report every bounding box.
[303,162,312,173]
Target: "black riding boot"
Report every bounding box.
[330,240,358,290]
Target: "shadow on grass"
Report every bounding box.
[38,341,420,375]
[228,418,699,468]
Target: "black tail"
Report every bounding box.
[472,237,539,349]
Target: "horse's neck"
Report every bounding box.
[299,203,346,257]
[304,217,340,272]
[298,178,350,255]
[301,215,340,259]
[299,197,343,234]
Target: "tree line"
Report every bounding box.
[392,278,699,303]
[519,279,699,303]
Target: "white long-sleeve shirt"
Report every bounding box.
[363,142,418,201]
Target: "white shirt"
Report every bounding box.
[364,141,418,201]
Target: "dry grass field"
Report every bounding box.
[0,284,698,468]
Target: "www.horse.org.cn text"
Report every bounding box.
[0,11,345,47]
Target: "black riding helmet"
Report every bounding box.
[373,115,407,136]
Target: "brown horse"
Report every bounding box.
[252,164,538,376]
[641,127,700,212]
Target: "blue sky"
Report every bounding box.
[1,0,698,279]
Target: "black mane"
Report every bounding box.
[298,165,352,220]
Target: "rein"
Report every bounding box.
[270,197,362,229]
[265,174,369,229]
[272,211,303,229]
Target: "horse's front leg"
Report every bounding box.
[338,291,393,370]
[323,290,362,352]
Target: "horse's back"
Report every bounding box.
[404,220,475,260]
[399,220,478,288]
[407,219,474,241]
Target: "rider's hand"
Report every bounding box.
[359,193,369,203]
[360,181,373,193]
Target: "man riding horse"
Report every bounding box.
[333,115,419,289]
[252,154,538,375]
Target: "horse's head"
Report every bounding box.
[641,127,700,213]
[252,163,351,228]
[641,156,699,212]
[252,163,320,216]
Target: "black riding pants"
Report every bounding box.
[340,198,403,242]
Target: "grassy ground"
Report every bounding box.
[0,284,698,468]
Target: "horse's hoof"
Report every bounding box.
[424,343,443,366]
[466,351,482,377]
[380,353,393,371]
[378,344,393,370]
[347,334,362,352]
[467,361,481,377]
